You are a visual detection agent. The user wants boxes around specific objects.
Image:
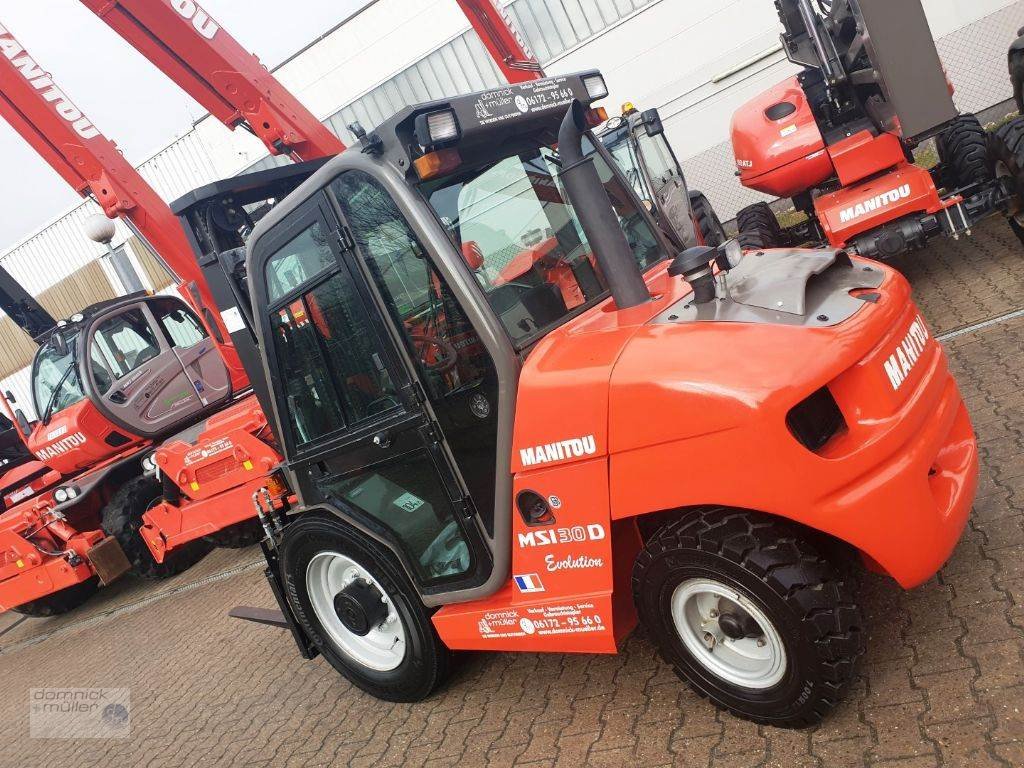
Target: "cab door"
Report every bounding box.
[256,192,495,596]
[85,299,230,438]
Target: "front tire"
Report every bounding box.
[633,508,864,728]
[203,520,264,549]
[989,116,1024,218]
[278,512,450,702]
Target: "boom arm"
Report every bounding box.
[81,0,345,160]
[0,20,246,383]
[455,0,544,83]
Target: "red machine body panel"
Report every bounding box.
[434,259,976,652]
[815,163,950,247]
[731,76,833,197]
[829,130,907,187]
[140,394,286,562]
[26,400,144,475]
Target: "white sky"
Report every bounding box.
[0,0,369,249]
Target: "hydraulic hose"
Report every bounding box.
[557,101,651,310]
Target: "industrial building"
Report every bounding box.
[1,0,1021,413]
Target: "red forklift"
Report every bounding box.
[0,0,717,617]
[167,67,978,726]
[730,0,1016,257]
[0,2,978,727]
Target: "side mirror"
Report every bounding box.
[14,409,30,438]
[50,330,68,357]
[4,390,15,405]
[641,108,664,137]
[461,241,485,271]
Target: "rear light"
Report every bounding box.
[786,388,845,452]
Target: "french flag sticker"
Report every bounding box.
[514,573,545,593]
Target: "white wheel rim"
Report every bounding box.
[306,552,406,672]
[671,577,787,690]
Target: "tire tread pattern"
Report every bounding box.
[632,508,865,728]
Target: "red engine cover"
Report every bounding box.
[731,76,834,198]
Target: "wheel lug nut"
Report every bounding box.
[709,609,719,618]
[757,638,766,647]
[703,632,716,649]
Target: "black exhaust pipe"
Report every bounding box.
[558,100,651,311]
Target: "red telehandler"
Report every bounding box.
[730,0,1019,258]
[0,10,333,614]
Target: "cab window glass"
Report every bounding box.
[266,223,397,447]
[331,173,490,400]
[424,146,663,346]
[89,309,161,386]
[153,299,206,348]
[264,223,336,304]
[636,131,679,189]
[33,334,85,416]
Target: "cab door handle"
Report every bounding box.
[372,431,391,448]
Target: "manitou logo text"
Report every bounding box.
[882,315,930,391]
[170,1,220,40]
[839,184,911,224]
[36,432,87,461]
[519,435,597,467]
[0,26,99,139]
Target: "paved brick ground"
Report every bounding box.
[2,218,1024,767]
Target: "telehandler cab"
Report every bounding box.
[190,72,980,727]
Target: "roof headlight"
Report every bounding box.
[417,109,460,147]
[582,74,609,102]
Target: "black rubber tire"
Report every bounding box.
[988,116,1024,215]
[11,577,99,617]
[279,512,451,702]
[101,476,210,580]
[736,202,786,250]
[633,508,864,728]
[937,113,993,191]
[203,519,264,549]
[690,192,727,247]
[1010,48,1024,115]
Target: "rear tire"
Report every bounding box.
[736,202,786,250]
[989,116,1024,217]
[101,477,210,580]
[11,577,99,617]
[203,520,264,549]
[633,508,864,728]
[279,512,450,702]
[691,192,727,247]
[937,113,993,190]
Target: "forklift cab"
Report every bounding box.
[240,72,672,603]
[27,294,232,473]
[597,105,700,249]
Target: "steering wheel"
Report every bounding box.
[409,334,459,374]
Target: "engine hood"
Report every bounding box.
[511,252,908,473]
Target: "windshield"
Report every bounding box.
[422,144,664,346]
[33,332,85,418]
[600,124,652,202]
